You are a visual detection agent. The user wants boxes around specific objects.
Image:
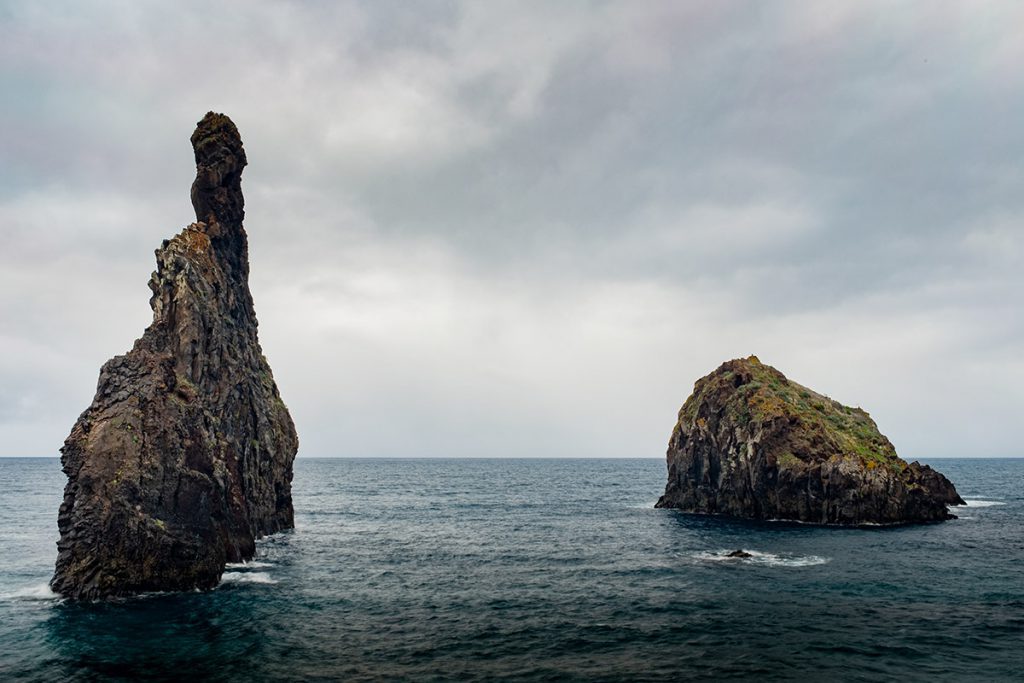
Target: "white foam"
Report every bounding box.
[962,499,1006,507]
[2,583,59,601]
[696,550,830,568]
[628,501,661,509]
[220,572,277,585]
[225,561,274,569]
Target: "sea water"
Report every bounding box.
[1,458,1021,681]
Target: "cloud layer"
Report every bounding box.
[2,1,1022,457]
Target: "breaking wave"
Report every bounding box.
[696,550,830,567]
[2,583,59,601]
[220,572,278,585]
[225,561,274,569]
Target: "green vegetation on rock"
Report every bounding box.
[679,356,899,469]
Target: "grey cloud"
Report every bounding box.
[1,1,1022,458]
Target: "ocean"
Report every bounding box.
[1,457,1021,681]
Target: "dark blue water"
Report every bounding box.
[1,458,1021,681]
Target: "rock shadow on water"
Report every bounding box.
[42,590,272,681]
[653,505,967,573]
[659,505,966,534]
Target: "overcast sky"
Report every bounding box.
[2,1,1022,458]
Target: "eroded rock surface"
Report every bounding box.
[52,112,298,599]
[656,357,963,525]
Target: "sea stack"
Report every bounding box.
[656,357,963,525]
[51,113,298,599]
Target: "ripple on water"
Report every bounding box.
[1,457,1021,682]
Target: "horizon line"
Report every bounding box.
[1,454,1021,460]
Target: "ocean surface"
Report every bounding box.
[0,457,1021,682]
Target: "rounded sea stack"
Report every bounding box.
[655,357,964,525]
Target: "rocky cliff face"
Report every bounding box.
[656,357,963,525]
[51,113,298,599]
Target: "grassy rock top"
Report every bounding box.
[677,356,902,471]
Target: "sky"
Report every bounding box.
[1,1,1022,458]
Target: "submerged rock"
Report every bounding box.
[725,550,753,558]
[655,357,963,525]
[51,113,298,599]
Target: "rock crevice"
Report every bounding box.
[52,112,298,600]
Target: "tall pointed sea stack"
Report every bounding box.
[52,113,298,599]
[656,357,963,525]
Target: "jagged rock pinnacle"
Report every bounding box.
[190,112,247,233]
[51,113,297,600]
